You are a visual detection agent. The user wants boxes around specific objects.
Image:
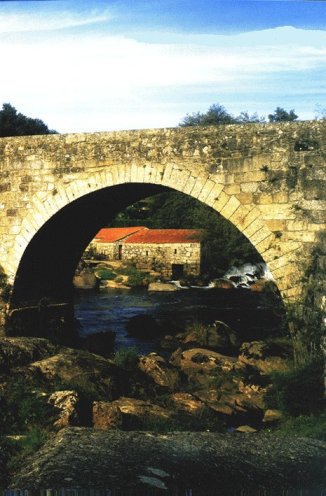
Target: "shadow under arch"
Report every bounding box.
[8,180,284,339]
[11,183,165,307]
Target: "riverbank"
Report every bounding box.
[0,328,324,491]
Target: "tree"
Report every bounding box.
[0,103,57,137]
[235,111,265,124]
[111,191,262,276]
[179,103,236,127]
[268,107,298,123]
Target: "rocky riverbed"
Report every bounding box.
[0,322,324,492]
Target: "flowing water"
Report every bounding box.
[74,283,283,354]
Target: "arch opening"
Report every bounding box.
[7,181,284,345]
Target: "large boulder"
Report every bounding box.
[27,348,121,399]
[148,282,179,292]
[81,331,116,358]
[11,428,326,492]
[0,337,57,372]
[73,270,99,290]
[126,314,161,339]
[138,353,180,390]
[93,397,172,430]
[183,321,240,352]
[48,390,80,429]
[239,341,291,375]
[170,348,237,387]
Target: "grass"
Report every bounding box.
[271,413,326,440]
[264,356,324,417]
[113,346,139,371]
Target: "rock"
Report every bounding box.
[250,279,278,293]
[213,279,235,290]
[169,392,206,414]
[48,390,80,428]
[148,282,179,292]
[0,337,57,372]
[93,397,172,430]
[73,270,99,290]
[10,428,326,492]
[81,331,116,358]
[92,402,123,430]
[239,341,290,375]
[183,320,240,351]
[138,353,180,390]
[126,314,161,339]
[235,425,257,433]
[170,347,237,381]
[28,348,121,399]
[263,409,283,423]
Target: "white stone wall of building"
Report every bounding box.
[121,242,201,277]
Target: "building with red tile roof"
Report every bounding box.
[90,227,203,278]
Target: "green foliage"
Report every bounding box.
[264,357,324,417]
[0,379,53,435]
[113,346,139,371]
[0,436,16,489]
[111,191,262,276]
[179,103,266,127]
[180,103,236,126]
[268,107,298,122]
[0,103,57,137]
[272,413,326,441]
[95,267,116,280]
[121,265,153,287]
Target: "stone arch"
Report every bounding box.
[10,160,299,306]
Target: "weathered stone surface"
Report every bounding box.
[138,353,180,390]
[168,392,206,414]
[10,428,326,493]
[73,270,99,290]
[148,282,180,292]
[93,397,172,430]
[48,390,80,428]
[239,341,290,375]
[263,409,284,423]
[0,121,325,317]
[27,348,121,399]
[182,320,240,351]
[0,337,57,372]
[170,348,237,384]
[213,278,235,290]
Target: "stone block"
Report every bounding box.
[241,182,259,193]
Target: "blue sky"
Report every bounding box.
[1,0,325,132]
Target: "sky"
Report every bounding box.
[1,0,326,133]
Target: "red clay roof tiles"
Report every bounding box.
[94,227,203,244]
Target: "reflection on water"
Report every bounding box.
[74,287,283,353]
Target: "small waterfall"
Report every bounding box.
[223,262,274,289]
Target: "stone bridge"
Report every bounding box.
[0,121,325,326]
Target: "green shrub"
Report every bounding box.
[0,379,53,435]
[113,347,139,371]
[265,356,324,416]
[94,267,116,280]
[272,413,326,440]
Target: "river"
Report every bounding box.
[74,285,283,354]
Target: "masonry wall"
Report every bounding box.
[121,242,201,277]
[0,120,325,307]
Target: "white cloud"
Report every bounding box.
[1,24,325,132]
[0,9,114,34]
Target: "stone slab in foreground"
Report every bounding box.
[10,428,326,493]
